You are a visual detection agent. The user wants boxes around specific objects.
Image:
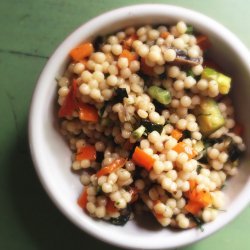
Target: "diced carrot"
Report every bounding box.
[185,200,203,215]
[154,212,164,220]
[69,42,93,61]
[58,79,78,117]
[128,187,139,203]
[96,158,127,177]
[119,49,138,63]
[140,57,154,76]
[77,188,88,209]
[171,129,183,141]
[233,123,244,136]
[160,31,170,39]
[122,34,138,49]
[196,35,211,51]
[106,199,118,213]
[185,179,212,214]
[173,142,197,159]
[132,147,155,171]
[79,103,99,122]
[76,145,96,161]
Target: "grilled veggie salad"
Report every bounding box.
[56,22,245,229]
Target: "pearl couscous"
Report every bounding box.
[57,22,245,229]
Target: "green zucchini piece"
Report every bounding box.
[148,86,171,105]
[132,125,146,140]
[202,67,231,95]
[195,98,225,136]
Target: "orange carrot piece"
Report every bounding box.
[173,142,197,159]
[96,158,127,178]
[69,42,93,61]
[122,34,138,49]
[58,79,78,117]
[160,31,170,39]
[76,145,96,161]
[171,129,183,141]
[140,58,154,76]
[185,200,203,215]
[196,35,211,51]
[106,199,118,213]
[132,147,155,171]
[79,103,99,122]
[119,49,138,63]
[185,180,212,214]
[77,188,88,209]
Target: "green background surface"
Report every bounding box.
[0,0,249,249]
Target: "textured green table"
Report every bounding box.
[0,0,249,249]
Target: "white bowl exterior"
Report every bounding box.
[29,4,250,250]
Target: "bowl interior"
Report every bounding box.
[30,4,250,250]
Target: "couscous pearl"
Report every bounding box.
[137,44,149,57]
[166,150,178,161]
[117,57,129,69]
[173,38,185,49]
[92,71,104,82]
[164,137,177,150]
[90,89,101,100]
[161,177,172,190]
[187,121,198,132]
[163,49,176,62]
[80,159,91,168]
[86,202,96,214]
[92,52,106,64]
[176,21,187,34]
[80,174,90,185]
[120,68,131,79]
[107,75,118,86]
[188,47,199,58]
[176,152,189,165]
[135,179,145,190]
[115,198,126,209]
[184,76,196,88]
[178,216,190,229]
[169,114,179,123]
[208,148,220,159]
[98,176,108,185]
[180,96,192,107]
[79,84,90,95]
[154,202,166,214]
[102,183,113,193]
[130,60,140,72]
[147,51,161,63]
[192,131,202,140]
[149,111,160,123]
[197,79,208,91]
[218,152,228,163]
[73,62,85,74]
[58,86,69,97]
[58,77,69,87]
[95,206,106,218]
[192,64,203,75]
[81,70,92,82]
[168,66,180,78]
[212,160,223,170]
[173,80,184,91]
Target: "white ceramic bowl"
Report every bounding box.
[29,4,250,250]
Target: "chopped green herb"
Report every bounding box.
[96,151,104,163]
[109,207,131,226]
[96,185,103,196]
[187,69,195,77]
[141,120,164,134]
[182,130,191,139]
[113,88,128,104]
[197,165,203,174]
[188,213,204,232]
[186,25,194,34]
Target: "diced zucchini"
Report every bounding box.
[217,73,231,95]
[148,86,171,105]
[141,120,164,134]
[202,67,231,95]
[195,98,225,136]
[132,125,146,140]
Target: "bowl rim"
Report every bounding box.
[29,4,250,249]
